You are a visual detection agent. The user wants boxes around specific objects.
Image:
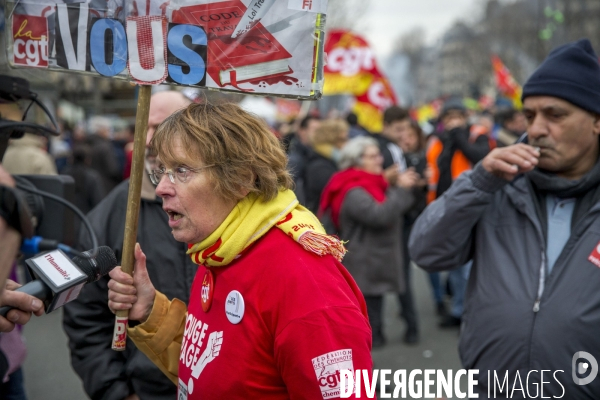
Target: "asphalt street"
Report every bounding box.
[22,264,463,399]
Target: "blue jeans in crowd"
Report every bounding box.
[448,260,472,318]
[428,272,444,305]
[0,368,27,400]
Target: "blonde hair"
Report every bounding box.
[151,103,293,201]
[311,119,349,147]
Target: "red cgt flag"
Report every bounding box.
[324,29,397,132]
[491,54,522,108]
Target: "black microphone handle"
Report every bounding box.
[0,281,53,317]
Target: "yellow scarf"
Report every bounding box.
[187,189,346,267]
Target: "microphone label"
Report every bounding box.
[31,250,84,288]
[51,282,86,312]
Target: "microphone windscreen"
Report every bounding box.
[72,246,118,283]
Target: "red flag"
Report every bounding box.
[324,30,397,132]
[491,55,522,108]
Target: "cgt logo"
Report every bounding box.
[12,15,49,68]
[319,370,341,388]
[572,351,598,386]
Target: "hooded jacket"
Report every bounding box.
[409,163,600,399]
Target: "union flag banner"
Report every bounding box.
[491,55,522,109]
[5,0,328,99]
[324,30,397,132]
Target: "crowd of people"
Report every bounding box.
[0,37,599,398]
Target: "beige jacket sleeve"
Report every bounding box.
[128,291,187,385]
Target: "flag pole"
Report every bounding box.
[111,84,152,351]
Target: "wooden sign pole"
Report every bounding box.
[112,84,152,351]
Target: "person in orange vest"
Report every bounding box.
[427,99,491,203]
[426,98,491,327]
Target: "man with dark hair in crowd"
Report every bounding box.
[63,91,196,400]
[411,39,600,397]
[372,106,410,172]
[287,115,320,203]
[495,107,528,147]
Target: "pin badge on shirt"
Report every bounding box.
[200,269,215,312]
[225,290,245,324]
[588,241,600,268]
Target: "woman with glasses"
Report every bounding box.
[319,136,419,348]
[107,103,372,399]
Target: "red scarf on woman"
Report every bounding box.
[319,168,388,229]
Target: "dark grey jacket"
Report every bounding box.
[63,180,197,400]
[340,187,414,295]
[410,164,600,399]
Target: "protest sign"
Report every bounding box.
[6,0,327,99]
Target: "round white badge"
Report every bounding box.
[225,290,245,324]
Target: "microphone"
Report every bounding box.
[20,236,75,255]
[0,246,117,317]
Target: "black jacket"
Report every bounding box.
[287,136,312,204]
[404,150,428,226]
[63,180,197,400]
[85,134,122,194]
[303,150,338,214]
[435,126,490,198]
[370,133,405,170]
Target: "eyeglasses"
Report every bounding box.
[149,165,214,185]
[361,153,382,160]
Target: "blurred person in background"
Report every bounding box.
[397,120,429,344]
[120,124,136,180]
[346,111,368,139]
[50,120,72,173]
[63,91,196,400]
[470,112,496,147]
[287,115,320,204]
[70,121,86,146]
[371,106,423,341]
[86,115,122,194]
[277,119,295,154]
[61,144,105,237]
[371,106,410,172]
[320,136,419,347]
[1,102,56,176]
[495,107,528,147]
[3,134,57,176]
[426,98,491,328]
[112,123,134,180]
[107,103,372,398]
[304,119,348,213]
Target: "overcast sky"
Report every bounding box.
[361,0,482,59]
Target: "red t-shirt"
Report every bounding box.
[177,228,373,399]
